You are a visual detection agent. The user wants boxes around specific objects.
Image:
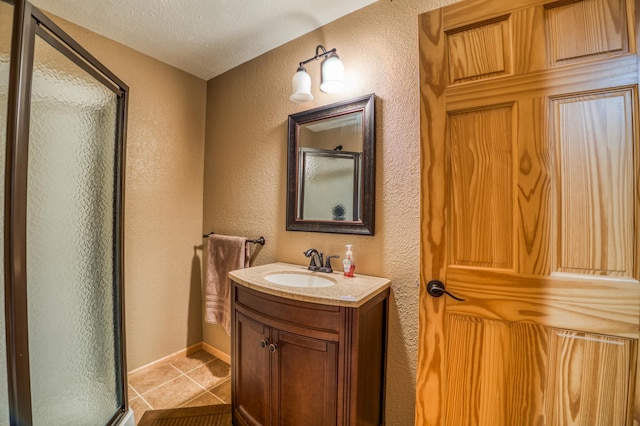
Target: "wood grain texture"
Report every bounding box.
[443,0,557,29]
[444,315,485,426]
[517,97,552,276]
[450,106,514,269]
[232,283,388,426]
[447,16,510,84]
[419,0,639,424]
[445,315,635,425]
[445,315,549,426]
[546,0,627,65]
[417,6,448,426]
[445,267,640,337]
[552,90,634,277]
[512,6,548,74]
[445,55,638,110]
[546,331,634,425]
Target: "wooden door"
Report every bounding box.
[273,330,338,425]
[417,0,640,424]
[233,312,271,426]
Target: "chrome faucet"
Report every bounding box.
[303,248,323,271]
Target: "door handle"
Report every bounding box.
[426,280,465,302]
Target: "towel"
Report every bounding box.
[205,234,250,335]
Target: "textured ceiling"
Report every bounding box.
[30,0,378,80]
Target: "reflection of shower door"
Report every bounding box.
[298,148,361,222]
[4,3,128,425]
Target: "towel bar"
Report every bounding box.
[203,232,266,246]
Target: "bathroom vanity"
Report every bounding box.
[229,263,390,426]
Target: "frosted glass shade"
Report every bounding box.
[290,68,313,102]
[320,54,344,93]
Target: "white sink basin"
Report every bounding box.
[265,273,335,288]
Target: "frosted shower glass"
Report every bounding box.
[26,34,121,425]
[300,150,359,221]
[0,2,12,424]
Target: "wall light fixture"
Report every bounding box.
[290,45,344,103]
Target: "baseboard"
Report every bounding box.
[128,341,231,375]
[128,342,204,375]
[202,342,231,364]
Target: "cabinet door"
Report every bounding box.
[234,312,271,426]
[272,330,338,426]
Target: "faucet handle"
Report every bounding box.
[320,255,340,273]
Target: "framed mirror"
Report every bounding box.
[287,94,375,235]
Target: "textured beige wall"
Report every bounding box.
[41,0,469,421]
[203,0,458,423]
[48,16,207,371]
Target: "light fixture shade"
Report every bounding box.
[320,53,344,93]
[290,67,314,102]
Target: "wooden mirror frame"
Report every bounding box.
[286,94,375,235]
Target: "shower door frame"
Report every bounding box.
[3,0,129,424]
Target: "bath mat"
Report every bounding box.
[137,404,232,426]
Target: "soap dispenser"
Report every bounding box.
[342,244,356,277]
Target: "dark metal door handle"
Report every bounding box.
[426,280,465,302]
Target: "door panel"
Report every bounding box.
[26,25,124,426]
[551,89,634,276]
[444,316,548,425]
[546,0,628,65]
[274,330,338,426]
[546,330,633,425]
[0,2,11,423]
[418,0,640,424]
[234,312,271,426]
[444,315,634,425]
[450,105,514,269]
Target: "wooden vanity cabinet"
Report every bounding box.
[231,282,389,426]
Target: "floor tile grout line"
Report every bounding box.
[137,394,155,410]
[132,365,187,398]
[178,390,217,408]
[132,369,223,409]
[128,353,221,386]
[177,377,231,408]
[183,371,214,393]
[209,393,226,405]
[212,376,231,388]
[129,371,231,403]
[169,358,217,375]
[128,384,142,399]
[126,351,231,411]
[209,377,231,400]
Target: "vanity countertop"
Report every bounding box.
[229,262,390,307]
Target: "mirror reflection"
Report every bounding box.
[287,94,375,235]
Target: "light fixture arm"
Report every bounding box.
[298,45,337,68]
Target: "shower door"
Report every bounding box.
[3,1,128,425]
[0,1,14,424]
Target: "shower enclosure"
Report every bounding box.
[1,0,130,425]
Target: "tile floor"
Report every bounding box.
[127,350,231,423]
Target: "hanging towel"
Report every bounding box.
[205,234,250,335]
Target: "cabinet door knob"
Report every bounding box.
[269,343,278,352]
[260,339,269,348]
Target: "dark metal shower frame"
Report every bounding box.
[3,1,129,424]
